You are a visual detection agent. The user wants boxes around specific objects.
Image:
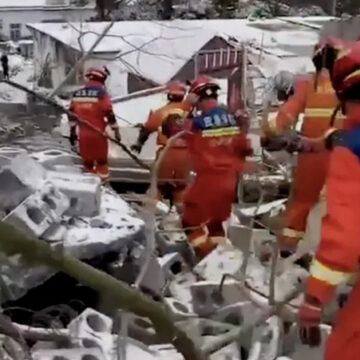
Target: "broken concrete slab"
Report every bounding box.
[164,297,196,320]
[4,184,70,238]
[47,170,101,217]
[210,342,242,360]
[68,308,113,360]
[190,280,249,316]
[10,153,46,190]
[0,167,33,215]
[32,347,105,360]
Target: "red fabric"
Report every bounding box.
[299,301,322,326]
[186,125,249,174]
[157,147,191,205]
[182,171,238,234]
[306,276,336,305]
[277,73,341,245]
[71,80,113,168]
[324,281,360,360]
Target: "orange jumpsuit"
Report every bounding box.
[143,101,193,206]
[305,116,360,360]
[182,101,252,257]
[70,80,115,180]
[272,71,343,249]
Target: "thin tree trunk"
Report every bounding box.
[0,222,205,360]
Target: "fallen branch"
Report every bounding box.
[0,222,205,360]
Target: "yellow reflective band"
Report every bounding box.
[73,97,98,103]
[344,69,360,82]
[202,126,240,137]
[310,259,353,286]
[304,108,343,118]
[267,113,279,133]
[282,228,304,239]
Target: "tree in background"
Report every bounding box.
[212,0,237,18]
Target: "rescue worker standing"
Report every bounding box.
[266,39,344,254]
[182,76,252,259]
[69,66,121,181]
[298,41,360,360]
[131,81,193,209]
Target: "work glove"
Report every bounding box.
[299,296,323,347]
[131,143,142,153]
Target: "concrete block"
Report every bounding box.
[249,316,283,360]
[10,153,46,190]
[31,149,77,168]
[32,347,105,360]
[164,297,196,320]
[194,243,244,282]
[212,301,261,327]
[68,308,113,360]
[0,167,33,214]
[191,280,250,316]
[228,224,253,253]
[134,254,166,297]
[47,171,101,217]
[158,252,184,277]
[4,184,69,238]
[210,342,241,360]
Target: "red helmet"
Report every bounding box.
[189,75,220,97]
[85,66,110,83]
[166,81,187,99]
[331,42,360,99]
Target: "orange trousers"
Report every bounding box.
[325,281,360,360]
[182,171,238,257]
[280,151,329,248]
[157,147,191,206]
[79,132,109,180]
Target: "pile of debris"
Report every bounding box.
[0,132,337,360]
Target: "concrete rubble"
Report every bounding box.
[0,133,335,360]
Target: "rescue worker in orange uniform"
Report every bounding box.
[182,76,252,259]
[298,41,360,360]
[266,39,345,254]
[131,81,193,208]
[69,66,120,181]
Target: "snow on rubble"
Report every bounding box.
[0,133,145,301]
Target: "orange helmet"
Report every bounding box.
[85,66,110,83]
[312,37,348,74]
[331,41,360,99]
[166,81,187,100]
[189,75,220,98]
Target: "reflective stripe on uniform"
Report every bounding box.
[202,126,240,138]
[72,97,99,103]
[344,69,360,82]
[310,259,353,286]
[282,227,304,239]
[304,108,343,118]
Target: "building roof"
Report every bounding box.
[27,17,334,85]
[0,0,94,10]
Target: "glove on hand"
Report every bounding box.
[299,297,322,347]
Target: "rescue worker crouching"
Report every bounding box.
[298,40,360,360]
[69,66,121,181]
[263,38,345,256]
[182,76,253,259]
[131,81,193,210]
